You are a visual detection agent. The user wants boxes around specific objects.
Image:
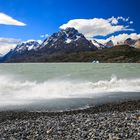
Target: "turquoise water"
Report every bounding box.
[0,63,140,111]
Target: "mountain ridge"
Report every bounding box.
[0,27,140,63]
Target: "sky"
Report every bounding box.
[0,0,140,54]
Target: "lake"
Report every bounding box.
[0,63,140,111]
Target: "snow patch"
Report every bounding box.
[28,45,34,51]
[92,40,100,48]
[66,39,72,44]
[75,35,81,41]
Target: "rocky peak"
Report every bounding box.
[104,40,114,48]
[124,38,136,46]
[61,28,84,40]
[92,40,104,49]
[41,28,85,47]
[40,28,97,53]
[15,40,40,53]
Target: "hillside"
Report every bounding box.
[6,45,140,63]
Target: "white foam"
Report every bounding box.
[0,75,140,106]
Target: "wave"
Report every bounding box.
[0,75,140,106]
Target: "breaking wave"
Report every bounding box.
[0,75,140,106]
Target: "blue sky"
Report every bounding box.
[0,0,140,54]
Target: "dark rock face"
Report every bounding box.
[104,40,114,48]
[124,38,136,46]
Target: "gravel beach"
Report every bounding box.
[0,100,140,140]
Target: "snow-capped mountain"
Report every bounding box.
[0,40,40,62]
[14,40,40,53]
[92,40,114,49]
[92,40,105,49]
[39,27,97,53]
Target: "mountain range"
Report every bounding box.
[0,28,140,63]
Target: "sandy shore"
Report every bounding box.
[0,100,140,140]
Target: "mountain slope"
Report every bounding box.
[5,45,140,63]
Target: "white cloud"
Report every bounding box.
[37,40,42,44]
[0,38,21,55]
[117,17,129,22]
[40,34,49,38]
[130,21,133,24]
[60,17,134,38]
[0,13,26,26]
[95,33,140,45]
[108,17,119,24]
[109,33,140,45]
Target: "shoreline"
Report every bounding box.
[0,100,140,121]
[0,100,140,139]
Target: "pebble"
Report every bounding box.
[0,101,140,140]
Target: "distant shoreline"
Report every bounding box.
[1,46,140,63]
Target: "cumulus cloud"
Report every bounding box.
[0,38,21,55]
[95,33,140,45]
[60,17,134,38]
[0,13,26,26]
